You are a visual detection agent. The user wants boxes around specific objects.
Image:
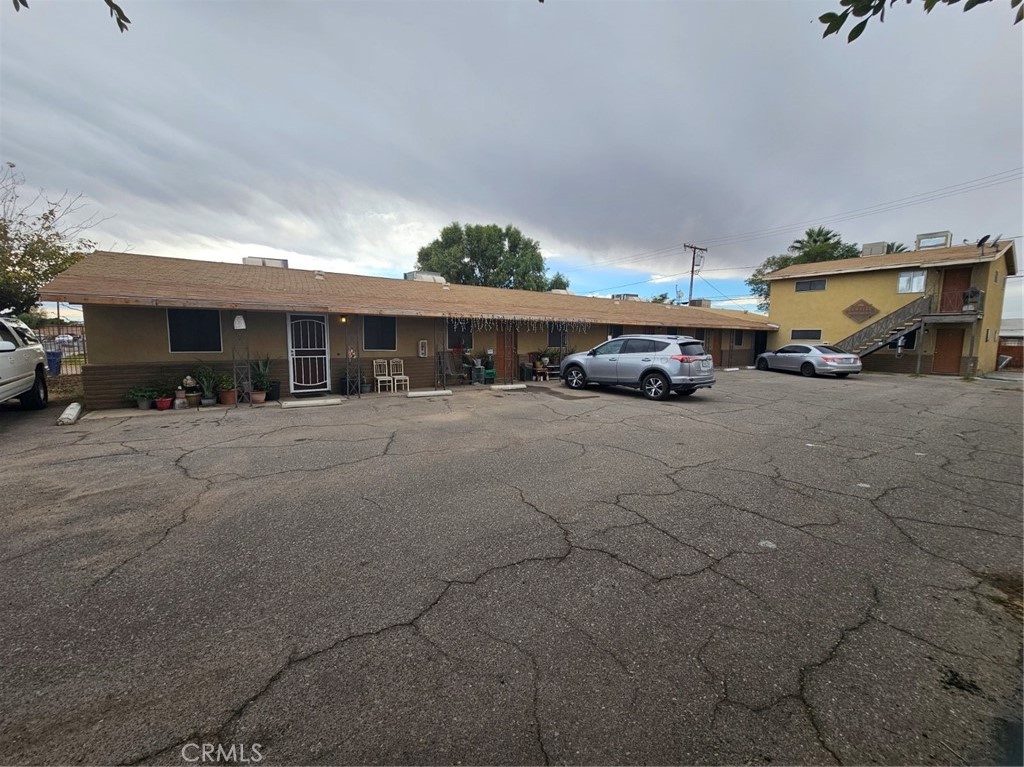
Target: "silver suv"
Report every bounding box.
[0,316,48,409]
[560,335,715,400]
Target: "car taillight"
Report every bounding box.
[671,355,702,362]
[821,356,840,362]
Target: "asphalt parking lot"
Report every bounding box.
[1,371,1021,765]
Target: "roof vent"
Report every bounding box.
[314,270,325,281]
[403,270,447,284]
[915,231,952,250]
[861,242,887,257]
[611,293,642,301]
[243,257,289,268]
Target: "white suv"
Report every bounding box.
[0,316,48,409]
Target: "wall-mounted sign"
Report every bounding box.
[843,299,880,324]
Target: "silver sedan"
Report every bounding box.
[756,344,862,378]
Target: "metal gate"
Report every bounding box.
[287,314,330,393]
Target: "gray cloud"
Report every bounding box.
[1,0,1020,281]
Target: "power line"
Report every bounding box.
[560,167,1022,274]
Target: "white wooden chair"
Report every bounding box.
[373,359,393,392]
[390,358,410,392]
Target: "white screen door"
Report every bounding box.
[287,314,330,393]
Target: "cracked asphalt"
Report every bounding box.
[1,372,1022,766]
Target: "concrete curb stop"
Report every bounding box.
[56,402,83,425]
[407,390,453,398]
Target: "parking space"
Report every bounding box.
[0,372,1021,764]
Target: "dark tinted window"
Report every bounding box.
[621,339,654,353]
[447,319,472,351]
[677,342,706,356]
[167,309,221,352]
[652,340,671,352]
[547,324,567,348]
[0,322,19,347]
[815,345,847,354]
[795,279,826,292]
[734,330,744,346]
[791,346,811,354]
[364,316,397,350]
[791,329,822,340]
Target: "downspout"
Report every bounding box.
[915,321,925,375]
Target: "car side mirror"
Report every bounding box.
[0,341,16,352]
[588,349,597,357]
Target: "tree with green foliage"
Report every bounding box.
[1,163,96,315]
[886,242,908,253]
[415,222,568,292]
[650,293,671,304]
[820,0,1020,44]
[745,227,859,312]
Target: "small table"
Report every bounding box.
[545,365,560,380]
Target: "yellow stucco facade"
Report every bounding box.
[766,252,1013,375]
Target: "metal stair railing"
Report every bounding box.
[835,294,933,355]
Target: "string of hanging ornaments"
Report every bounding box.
[445,316,592,334]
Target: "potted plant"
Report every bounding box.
[359,368,372,395]
[193,363,218,407]
[154,382,174,411]
[216,372,237,405]
[251,355,272,404]
[127,384,158,410]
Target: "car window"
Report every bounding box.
[776,346,799,354]
[790,346,811,354]
[621,339,654,354]
[594,339,626,355]
[0,323,20,348]
[815,345,847,354]
[651,340,671,352]
[11,325,37,344]
[677,342,706,357]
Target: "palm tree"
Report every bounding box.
[788,226,841,256]
[886,242,908,253]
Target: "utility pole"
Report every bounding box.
[684,243,708,305]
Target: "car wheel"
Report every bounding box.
[835,372,850,378]
[756,358,769,371]
[641,372,669,401]
[563,366,587,390]
[678,389,696,397]
[800,362,816,377]
[22,370,48,410]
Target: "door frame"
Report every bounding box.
[286,313,331,393]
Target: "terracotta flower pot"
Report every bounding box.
[217,389,237,405]
[251,390,267,404]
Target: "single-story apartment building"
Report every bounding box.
[41,252,777,409]
[764,238,1017,376]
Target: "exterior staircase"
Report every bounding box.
[835,295,933,357]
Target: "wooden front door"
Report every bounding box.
[494,326,517,383]
[932,327,964,375]
[940,267,972,312]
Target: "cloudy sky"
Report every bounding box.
[2,0,1021,316]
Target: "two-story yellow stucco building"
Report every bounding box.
[764,238,1017,376]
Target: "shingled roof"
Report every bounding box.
[764,242,1017,282]
[41,252,775,330]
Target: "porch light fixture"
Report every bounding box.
[233,314,247,330]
